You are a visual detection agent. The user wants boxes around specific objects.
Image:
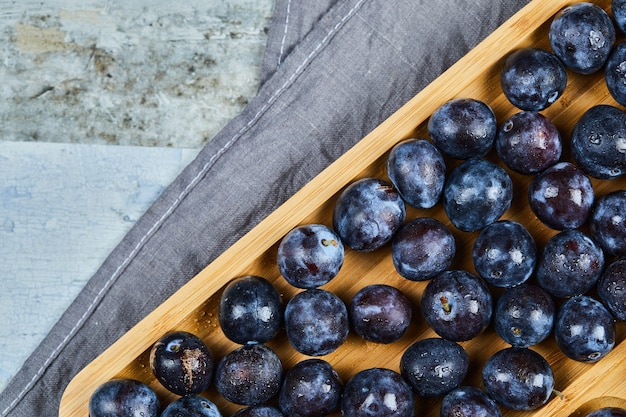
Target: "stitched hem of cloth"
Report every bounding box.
[0,0,368,415]
[277,0,293,67]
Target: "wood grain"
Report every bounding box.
[0,0,272,148]
[59,0,626,416]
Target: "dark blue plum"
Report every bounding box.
[161,395,222,417]
[349,284,412,344]
[219,276,283,345]
[585,407,626,417]
[284,288,349,356]
[340,368,413,417]
[278,359,342,417]
[89,379,160,417]
[231,406,284,417]
[494,284,555,347]
[149,331,213,396]
[214,344,283,406]
[605,41,626,107]
[597,259,626,321]
[571,104,626,179]
[482,347,554,411]
[528,161,595,230]
[555,295,616,363]
[443,158,513,232]
[399,337,469,398]
[440,386,502,417]
[332,177,405,252]
[549,2,616,74]
[277,224,344,289]
[386,138,446,208]
[590,190,626,257]
[391,217,455,281]
[427,98,497,160]
[500,48,567,111]
[536,229,605,299]
[472,220,537,288]
[614,0,626,34]
[421,270,493,342]
[495,111,562,175]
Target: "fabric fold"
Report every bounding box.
[260,0,341,83]
[0,0,529,415]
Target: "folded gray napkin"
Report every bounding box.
[0,0,528,415]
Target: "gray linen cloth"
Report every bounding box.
[0,0,529,415]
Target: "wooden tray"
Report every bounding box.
[59,0,626,415]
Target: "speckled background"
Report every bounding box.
[1,0,273,148]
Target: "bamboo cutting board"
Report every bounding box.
[59,0,626,416]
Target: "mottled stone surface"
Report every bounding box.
[0,0,273,148]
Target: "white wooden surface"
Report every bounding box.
[0,0,273,392]
[0,142,198,390]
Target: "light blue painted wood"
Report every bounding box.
[0,141,198,390]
